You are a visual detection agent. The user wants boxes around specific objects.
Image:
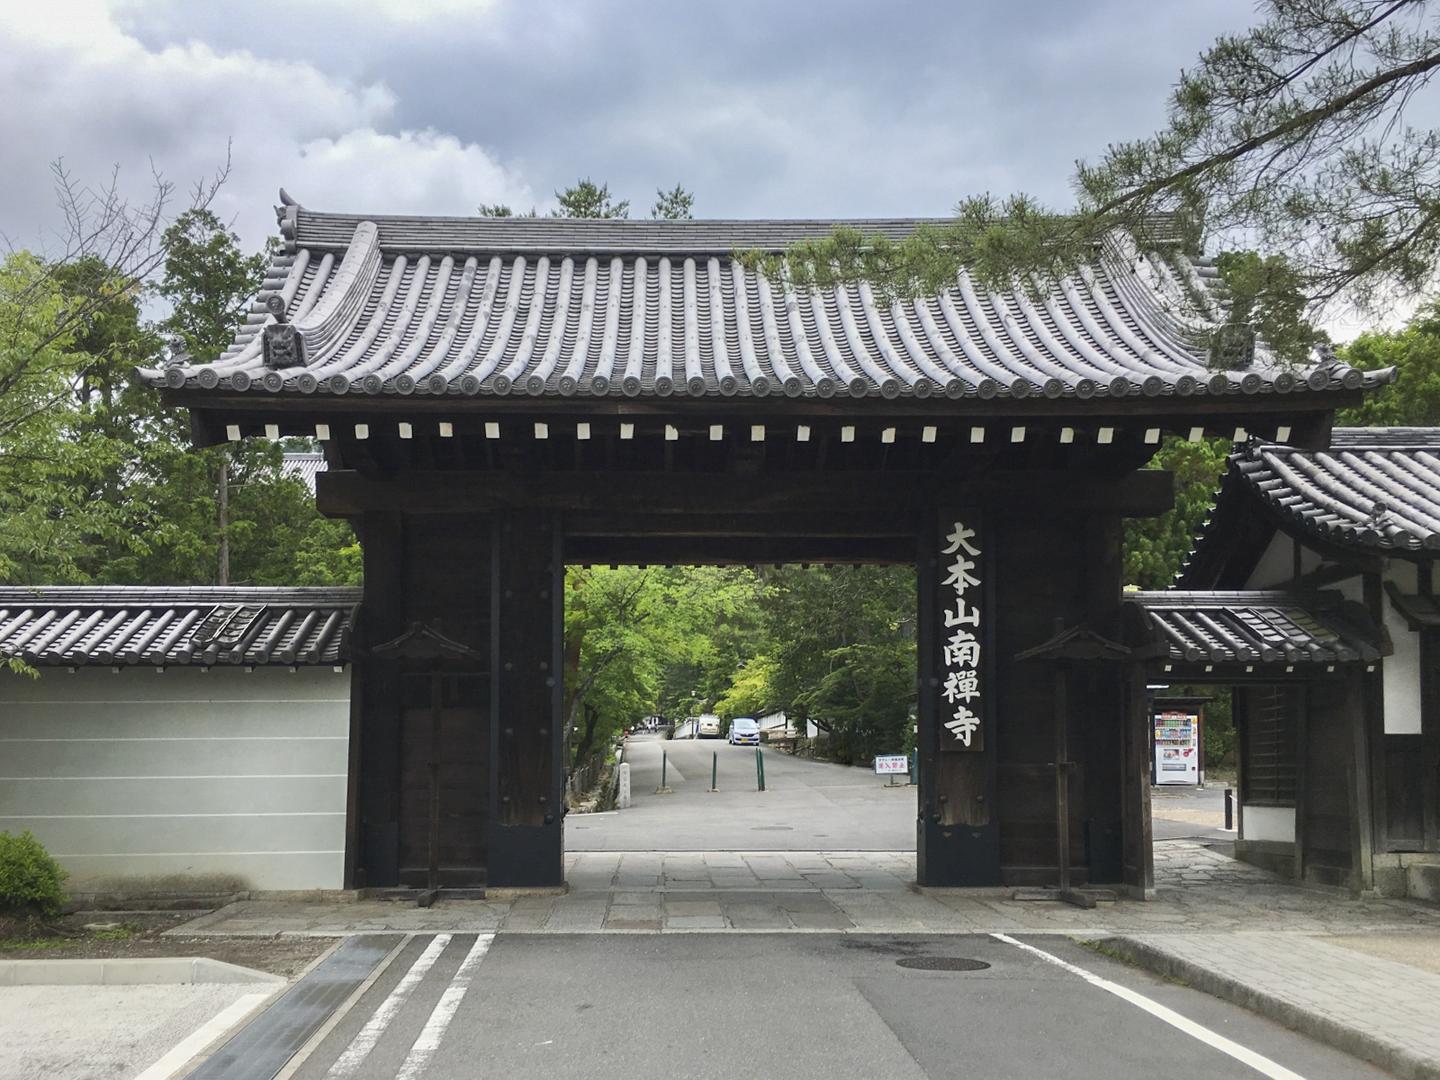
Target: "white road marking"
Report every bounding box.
[325,934,453,1078]
[275,937,409,1080]
[133,991,275,1080]
[396,934,495,1080]
[992,933,1307,1080]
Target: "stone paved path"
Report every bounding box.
[1107,932,1440,1079]
[173,840,1440,937]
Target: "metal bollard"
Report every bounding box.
[1224,787,1234,830]
[755,747,766,792]
[710,751,718,792]
[655,749,673,795]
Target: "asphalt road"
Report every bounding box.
[283,932,1386,1080]
[567,734,1232,850]
[567,734,917,850]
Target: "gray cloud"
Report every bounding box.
[5,0,1257,256]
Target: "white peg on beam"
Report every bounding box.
[226,424,242,441]
[576,422,590,440]
[438,422,454,438]
[878,427,894,444]
[1097,427,1114,444]
[665,424,678,441]
[841,425,855,443]
[620,423,634,440]
[1144,427,1160,444]
[1060,427,1075,444]
[970,426,985,443]
[1276,425,1291,442]
[315,423,331,441]
[484,422,500,439]
[921,425,937,444]
[355,423,370,440]
[1232,426,1248,442]
[1188,426,1205,442]
[1010,425,1026,443]
[534,422,549,439]
[398,422,413,439]
[796,425,811,442]
[710,424,724,441]
[751,424,765,442]
[265,424,280,441]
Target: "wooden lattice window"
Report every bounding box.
[1241,685,1298,806]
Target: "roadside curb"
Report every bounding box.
[1101,935,1440,1080]
[0,956,285,987]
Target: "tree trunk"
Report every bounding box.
[575,704,601,762]
[217,455,230,585]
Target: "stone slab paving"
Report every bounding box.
[1105,932,1440,1080]
[171,840,1440,938]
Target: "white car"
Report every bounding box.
[697,714,722,738]
[728,717,760,745]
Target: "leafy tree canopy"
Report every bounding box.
[758,1,1440,360]
[651,184,695,220]
[1337,298,1440,424]
[553,178,630,219]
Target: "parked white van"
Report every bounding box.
[697,713,722,738]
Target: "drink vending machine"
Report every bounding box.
[1152,703,1203,785]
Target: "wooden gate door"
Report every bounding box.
[398,671,489,888]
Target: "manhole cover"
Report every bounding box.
[895,956,991,972]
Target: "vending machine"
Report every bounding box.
[1152,705,1202,785]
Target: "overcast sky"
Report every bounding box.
[1,0,1271,256]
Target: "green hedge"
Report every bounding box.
[0,831,67,918]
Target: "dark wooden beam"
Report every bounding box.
[563,536,914,566]
[563,511,916,538]
[316,468,1175,518]
[165,387,1365,430]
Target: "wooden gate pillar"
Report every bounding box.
[916,507,1001,886]
[488,509,565,888]
[348,511,405,888]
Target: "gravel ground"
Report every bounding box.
[1,911,333,978]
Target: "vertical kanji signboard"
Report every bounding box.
[939,516,985,752]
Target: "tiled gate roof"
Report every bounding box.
[139,199,1387,407]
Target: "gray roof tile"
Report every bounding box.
[1132,590,1385,666]
[1235,428,1440,553]
[0,586,359,667]
[139,204,1389,405]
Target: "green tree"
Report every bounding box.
[1124,436,1233,588]
[1338,300,1440,425]
[553,179,630,219]
[758,566,916,764]
[0,252,129,588]
[764,2,1440,356]
[651,184,695,220]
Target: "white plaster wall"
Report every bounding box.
[1242,805,1296,843]
[1383,561,1423,735]
[1248,533,1323,588]
[0,666,350,891]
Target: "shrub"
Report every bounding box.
[0,831,67,918]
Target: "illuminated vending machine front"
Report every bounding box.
[1153,709,1200,785]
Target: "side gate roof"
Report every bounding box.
[1181,428,1440,587]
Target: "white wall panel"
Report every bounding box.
[0,667,349,891]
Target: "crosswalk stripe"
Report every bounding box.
[396,934,495,1080]
[325,934,453,1078]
